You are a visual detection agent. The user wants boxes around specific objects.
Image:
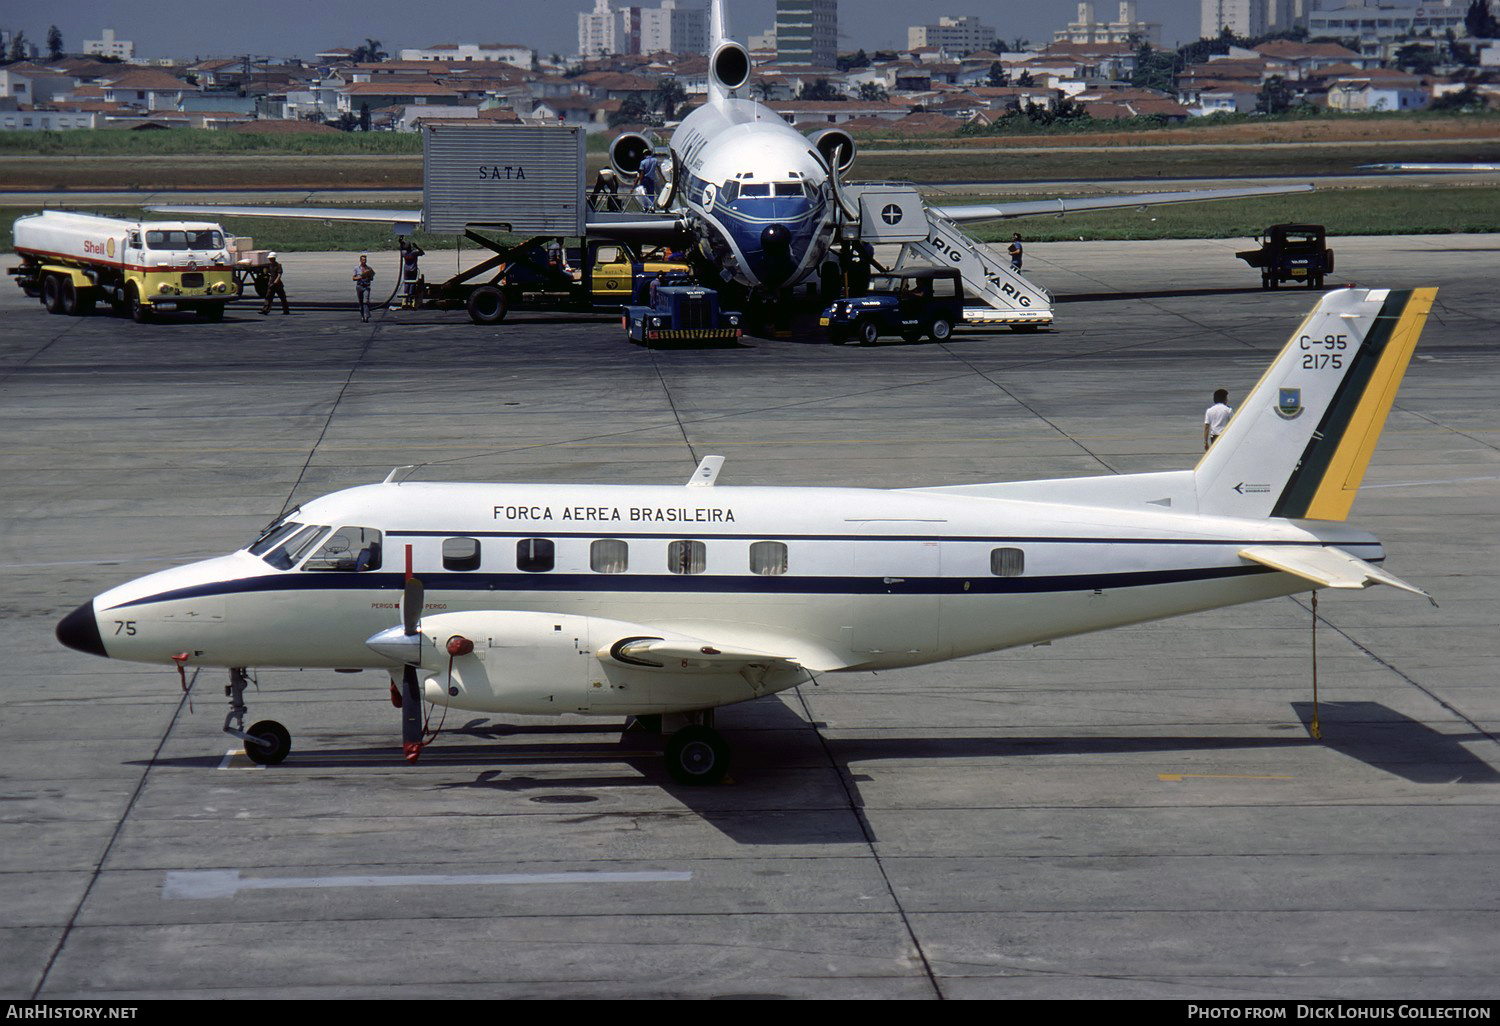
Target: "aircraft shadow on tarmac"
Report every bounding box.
[137,700,1496,846]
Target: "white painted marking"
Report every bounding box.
[162,869,693,899]
[217,749,264,770]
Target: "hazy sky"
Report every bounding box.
[21,1,1205,63]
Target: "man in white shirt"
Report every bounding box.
[1204,389,1232,450]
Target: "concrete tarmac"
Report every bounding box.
[2,235,1497,1000]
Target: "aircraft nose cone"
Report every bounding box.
[760,224,791,252]
[56,601,106,657]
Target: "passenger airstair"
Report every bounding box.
[844,183,1053,328]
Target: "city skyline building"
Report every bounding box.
[775,0,838,66]
[907,15,996,56]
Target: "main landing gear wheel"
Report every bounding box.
[244,719,291,765]
[664,725,731,786]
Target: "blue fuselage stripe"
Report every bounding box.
[108,563,1285,611]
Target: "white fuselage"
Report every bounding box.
[72,480,1379,717]
[668,98,835,292]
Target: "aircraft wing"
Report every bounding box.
[146,204,691,242]
[931,183,1313,224]
[1239,544,1435,604]
[148,204,424,226]
[1357,163,1500,173]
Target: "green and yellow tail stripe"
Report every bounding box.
[1272,287,1436,521]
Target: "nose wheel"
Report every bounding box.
[244,720,291,765]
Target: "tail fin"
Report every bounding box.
[710,0,730,49]
[1196,287,1436,521]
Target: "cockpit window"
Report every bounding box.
[145,229,224,251]
[303,527,383,572]
[248,519,302,556]
[740,183,771,197]
[262,525,329,570]
[720,180,739,203]
[773,183,803,197]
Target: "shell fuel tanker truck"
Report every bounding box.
[9,210,236,321]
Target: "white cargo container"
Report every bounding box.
[10,210,237,321]
[422,123,588,235]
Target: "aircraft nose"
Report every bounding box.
[758,224,796,289]
[56,600,106,657]
[760,224,791,252]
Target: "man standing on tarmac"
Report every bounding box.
[352,254,376,322]
[1008,234,1024,271]
[1204,388,1233,450]
[259,253,289,315]
[399,240,425,308]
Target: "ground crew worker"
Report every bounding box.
[259,253,288,315]
[590,168,621,211]
[400,240,424,307]
[352,254,376,322]
[637,153,659,210]
[1008,234,1024,271]
[1204,388,1233,450]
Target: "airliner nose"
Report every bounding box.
[759,224,795,289]
[56,601,106,657]
[760,224,791,251]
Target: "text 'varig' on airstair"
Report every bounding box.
[844,183,1053,328]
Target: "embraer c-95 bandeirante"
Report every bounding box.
[57,288,1436,783]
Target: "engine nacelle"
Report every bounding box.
[710,41,751,93]
[608,132,654,177]
[807,129,857,175]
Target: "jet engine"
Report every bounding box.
[807,128,857,175]
[608,132,654,178]
[709,40,751,93]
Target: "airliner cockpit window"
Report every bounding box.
[720,180,739,202]
[247,519,303,556]
[773,183,803,197]
[741,183,771,197]
[303,527,384,572]
[262,525,330,571]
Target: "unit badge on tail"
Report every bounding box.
[1276,387,1304,419]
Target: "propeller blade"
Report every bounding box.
[403,576,423,637]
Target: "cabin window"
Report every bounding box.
[749,541,788,576]
[304,527,384,572]
[667,540,706,575]
[516,538,554,573]
[263,525,330,571]
[990,547,1025,577]
[442,537,481,572]
[591,538,629,574]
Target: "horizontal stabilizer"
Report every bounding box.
[1239,545,1434,603]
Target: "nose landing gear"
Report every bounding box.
[224,667,291,765]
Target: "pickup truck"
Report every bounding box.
[1237,224,1334,290]
[820,266,965,344]
[622,276,743,346]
